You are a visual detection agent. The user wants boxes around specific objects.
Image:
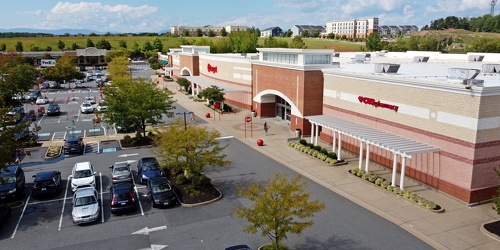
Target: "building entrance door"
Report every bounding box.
[275,96,291,123]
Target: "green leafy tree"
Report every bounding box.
[143,41,153,52]
[207,29,215,37]
[228,31,258,53]
[86,38,94,48]
[263,36,288,48]
[15,41,23,52]
[152,118,231,184]
[57,40,65,50]
[45,46,52,51]
[220,27,228,37]
[196,28,203,37]
[289,36,307,49]
[106,55,130,80]
[96,39,111,50]
[41,54,84,83]
[176,77,191,92]
[0,53,38,107]
[198,85,225,106]
[0,108,29,171]
[301,30,309,37]
[365,33,382,51]
[0,43,6,51]
[118,40,127,49]
[131,41,142,54]
[151,36,163,52]
[102,78,175,137]
[235,173,325,250]
[194,38,213,46]
[71,42,81,50]
[183,30,190,37]
[327,33,335,39]
[212,37,233,53]
[29,44,41,52]
[284,29,293,37]
[312,29,320,38]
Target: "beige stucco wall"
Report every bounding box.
[198,54,252,87]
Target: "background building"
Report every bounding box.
[261,26,283,37]
[326,18,379,38]
[290,25,326,37]
[170,25,248,36]
[379,25,419,37]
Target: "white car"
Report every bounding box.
[70,162,96,192]
[84,96,98,109]
[72,187,100,224]
[80,101,94,114]
[96,99,108,112]
[36,96,49,105]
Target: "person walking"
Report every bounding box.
[264,122,269,136]
[190,113,197,123]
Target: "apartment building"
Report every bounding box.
[326,18,379,38]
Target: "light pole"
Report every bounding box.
[175,111,193,130]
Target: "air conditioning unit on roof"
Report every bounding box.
[374,63,400,73]
[482,64,500,73]
[447,68,480,80]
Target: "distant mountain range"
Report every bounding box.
[0,28,170,35]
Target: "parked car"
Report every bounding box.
[80,101,94,114]
[36,96,49,105]
[0,165,25,200]
[6,106,24,124]
[31,171,62,199]
[25,90,41,101]
[137,157,164,184]
[110,162,132,183]
[94,70,102,76]
[96,99,107,112]
[0,204,11,227]
[79,66,86,71]
[70,162,96,192]
[39,82,49,89]
[47,103,61,116]
[72,187,100,224]
[12,93,24,100]
[14,127,30,141]
[64,136,84,155]
[109,183,136,214]
[47,81,61,89]
[75,80,83,88]
[116,123,136,133]
[84,96,97,108]
[146,177,177,208]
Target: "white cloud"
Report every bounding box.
[34,10,42,16]
[425,0,490,13]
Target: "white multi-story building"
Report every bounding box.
[326,18,379,38]
[170,25,248,36]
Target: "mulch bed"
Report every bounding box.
[484,220,500,237]
[120,137,153,148]
[168,173,221,204]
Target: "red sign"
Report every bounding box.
[207,63,218,74]
[358,96,399,112]
[245,115,252,123]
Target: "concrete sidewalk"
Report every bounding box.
[156,76,500,249]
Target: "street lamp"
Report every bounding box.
[175,111,193,130]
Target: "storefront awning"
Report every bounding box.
[184,76,246,93]
[306,115,439,158]
[158,59,168,65]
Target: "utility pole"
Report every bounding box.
[492,0,497,16]
[175,111,194,130]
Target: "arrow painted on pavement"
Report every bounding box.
[216,136,234,140]
[132,225,167,235]
[138,245,168,250]
[118,153,139,158]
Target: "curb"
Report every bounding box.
[45,146,62,158]
[481,220,500,242]
[180,184,223,208]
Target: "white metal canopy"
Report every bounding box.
[306,115,439,158]
[184,76,245,93]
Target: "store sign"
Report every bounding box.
[358,96,399,112]
[207,63,218,74]
[41,59,56,67]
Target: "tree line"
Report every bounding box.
[422,14,500,33]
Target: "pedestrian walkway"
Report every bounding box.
[155,75,500,249]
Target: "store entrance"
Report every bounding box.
[275,96,291,123]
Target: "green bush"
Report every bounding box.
[351,168,359,175]
[184,185,200,196]
[361,173,370,180]
[392,187,401,195]
[123,135,131,141]
[135,132,142,138]
[198,175,211,187]
[356,169,366,177]
[313,145,322,151]
[381,180,390,188]
[176,174,188,185]
[375,178,383,186]
[327,152,337,159]
[299,139,307,145]
[319,148,328,155]
[307,143,314,149]
[402,190,413,199]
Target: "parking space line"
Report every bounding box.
[37,115,45,125]
[101,124,107,135]
[11,194,31,239]
[59,176,71,231]
[83,130,86,138]
[131,173,144,216]
[28,197,71,205]
[100,173,104,223]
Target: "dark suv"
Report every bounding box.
[109,183,136,214]
[64,136,84,155]
[0,165,26,200]
[31,171,62,199]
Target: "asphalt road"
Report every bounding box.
[0,138,432,250]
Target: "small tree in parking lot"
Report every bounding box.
[176,77,191,92]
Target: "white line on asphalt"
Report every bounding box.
[11,194,31,239]
[29,197,71,205]
[131,173,144,216]
[59,176,71,231]
[100,172,104,223]
[37,115,45,125]
[58,116,62,123]
[77,111,80,122]
[97,141,100,153]
[101,124,107,135]
[83,130,86,138]
[216,136,234,140]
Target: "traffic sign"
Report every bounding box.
[245,115,252,123]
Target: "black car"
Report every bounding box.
[116,123,136,133]
[64,136,84,155]
[25,90,41,101]
[147,177,177,208]
[0,204,11,228]
[0,165,25,200]
[31,171,62,199]
[46,103,61,116]
[14,127,30,141]
[109,183,136,214]
[6,106,25,124]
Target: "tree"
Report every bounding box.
[151,37,163,52]
[312,29,320,38]
[15,41,23,52]
[220,27,228,37]
[493,166,500,215]
[96,39,111,50]
[207,29,215,37]
[57,40,65,50]
[0,108,28,171]
[228,31,258,53]
[198,85,225,107]
[0,43,5,51]
[289,36,307,49]
[212,37,232,53]
[118,40,127,49]
[71,42,81,50]
[301,30,309,37]
[106,55,130,80]
[41,54,84,83]
[183,30,190,37]
[86,38,94,48]
[284,29,293,37]
[102,78,175,137]
[143,41,153,52]
[263,36,288,48]
[235,173,325,250]
[152,118,231,184]
[0,53,38,107]
[365,33,382,51]
[131,41,142,55]
[176,77,191,92]
[196,28,203,37]
[327,33,335,39]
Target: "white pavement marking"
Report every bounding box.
[118,153,139,158]
[37,115,45,125]
[138,245,168,250]
[83,130,86,138]
[216,136,234,140]
[131,172,144,216]
[100,173,104,223]
[101,124,107,135]
[11,194,31,239]
[59,176,71,231]
[58,117,62,123]
[132,225,167,235]
[52,131,66,141]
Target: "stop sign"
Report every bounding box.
[245,115,252,123]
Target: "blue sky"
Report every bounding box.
[0,0,494,33]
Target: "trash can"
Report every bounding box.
[295,128,301,138]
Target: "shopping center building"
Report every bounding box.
[166,46,500,205]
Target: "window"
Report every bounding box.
[305,54,330,65]
[263,53,298,64]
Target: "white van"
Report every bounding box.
[70,162,96,192]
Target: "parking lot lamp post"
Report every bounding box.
[175,111,193,131]
[70,120,76,135]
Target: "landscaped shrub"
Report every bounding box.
[319,148,328,155]
[361,173,370,180]
[313,145,322,151]
[381,180,390,188]
[176,174,188,185]
[351,168,359,175]
[307,143,314,149]
[299,139,307,145]
[198,175,211,187]
[368,175,377,183]
[327,152,337,160]
[402,190,413,199]
[184,185,200,196]
[375,178,383,186]
[392,187,401,195]
[357,169,366,177]
[123,135,131,142]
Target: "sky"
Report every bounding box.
[0,0,495,33]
